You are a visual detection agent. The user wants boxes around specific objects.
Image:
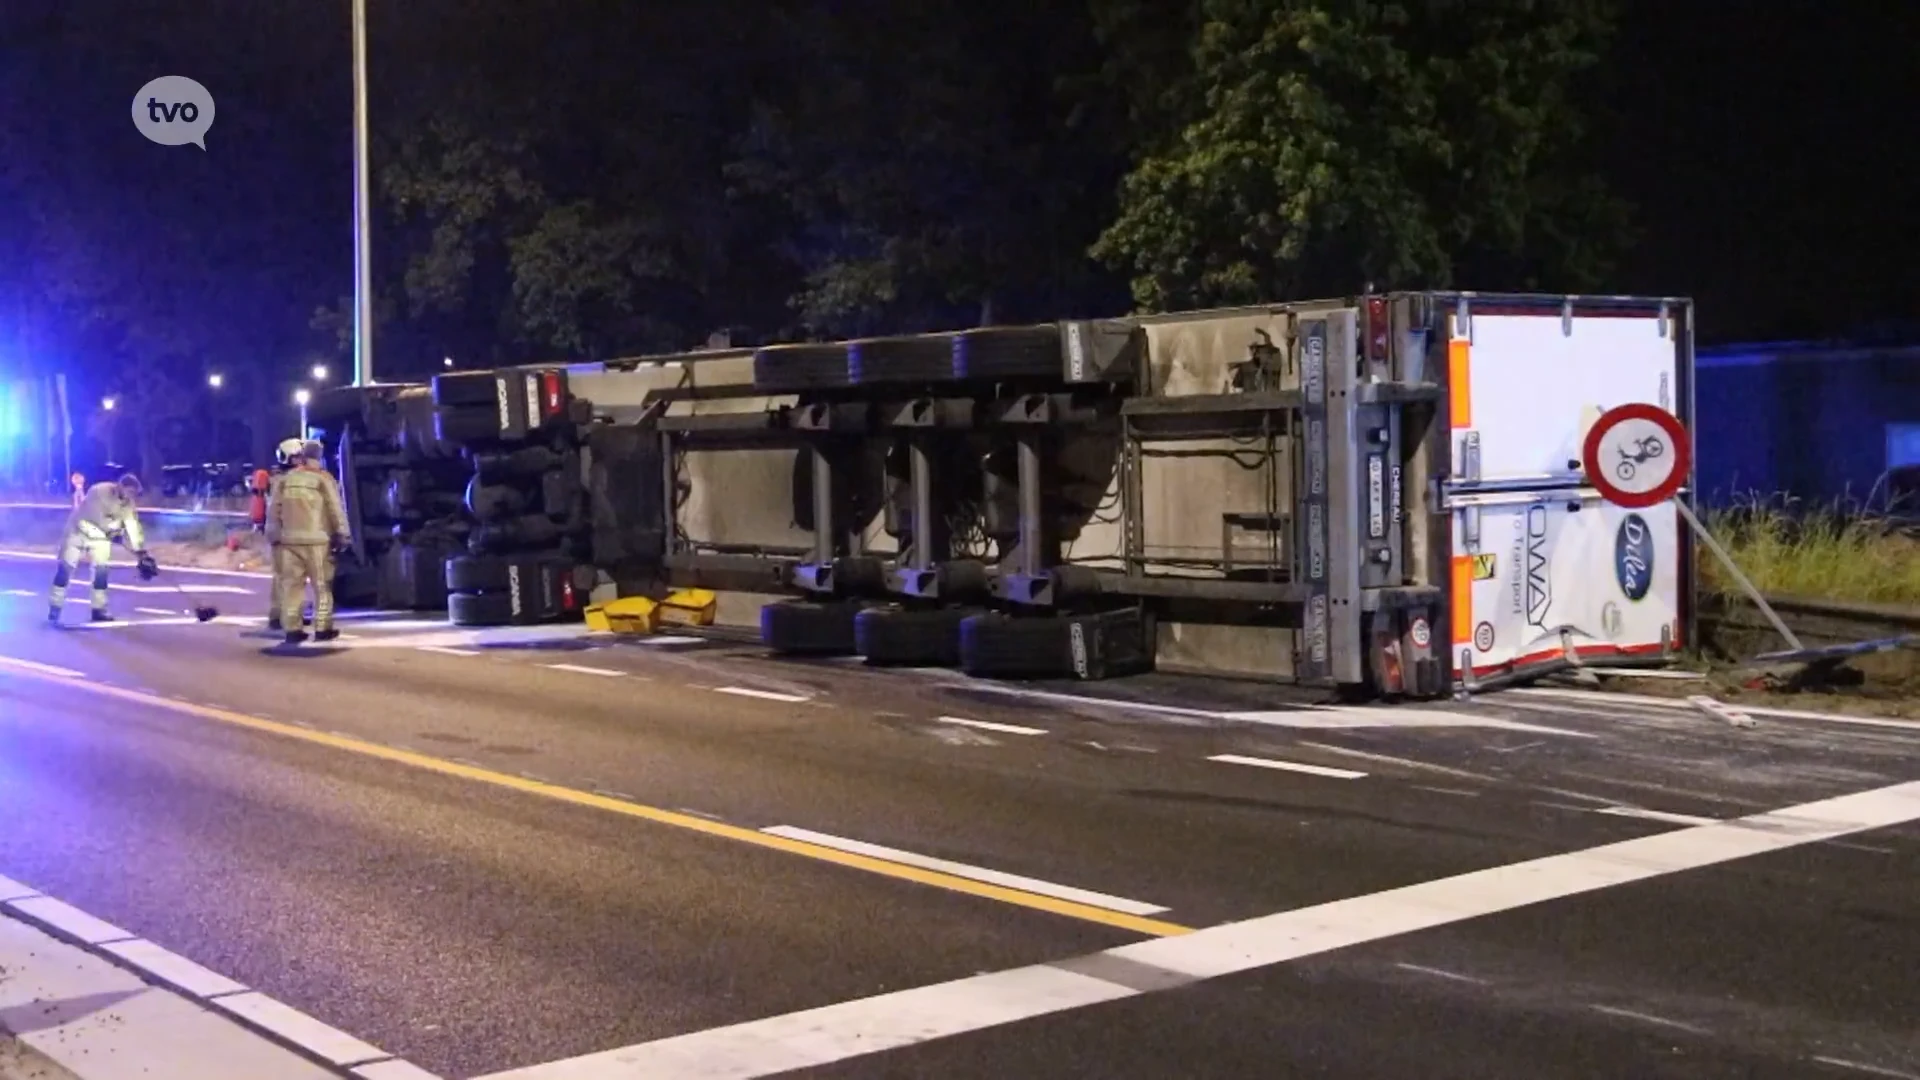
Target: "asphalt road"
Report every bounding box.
[1,551,1916,1080]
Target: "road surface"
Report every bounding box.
[1,552,1916,1080]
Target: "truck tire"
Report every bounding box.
[958,608,1155,680]
[466,477,529,522]
[436,405,501,445]
[431,371,498,407]
[761,599,869,656]
[446,554,512,593]
[448,590,516,627]
[855,604,977,667]
[473,446,564,483]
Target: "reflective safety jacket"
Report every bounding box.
[267,466,348,547]
[65,482,145,550]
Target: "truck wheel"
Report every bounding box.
[465,477,528,523]
[855,604,977,667]
[432,371,499,408]
[448,591,515,627]
[446,554,512,593]
[436,405,501,445]
[958,608,1155,680]
[761,599,869,656]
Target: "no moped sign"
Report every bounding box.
[1582,403,1691,509]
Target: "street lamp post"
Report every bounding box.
[295,388,312,438]
[352,0,375,388]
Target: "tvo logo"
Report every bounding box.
[131,76,215,149]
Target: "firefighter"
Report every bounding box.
[50,473,158,624]
[268,439,349,644]
[263,438,305,632]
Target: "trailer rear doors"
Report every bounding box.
[1439,297,1694,687]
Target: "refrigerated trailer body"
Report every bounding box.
[322,291,1695,699]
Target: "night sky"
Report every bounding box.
[1,0,1914,391]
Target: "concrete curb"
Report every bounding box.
[0,874,441,1080]
[0,1036,83,1080]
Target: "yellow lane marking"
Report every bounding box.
[0,656,1192,938]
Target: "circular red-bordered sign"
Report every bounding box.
[1582,402,1691,509]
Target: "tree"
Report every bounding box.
[728,0,1124,336]
[1089,0,1634,311]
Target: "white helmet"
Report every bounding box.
[275,438,306,467]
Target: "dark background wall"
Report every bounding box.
[1694,343,1920,508]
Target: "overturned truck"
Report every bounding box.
[313,291,1698,699]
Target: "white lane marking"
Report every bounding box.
[1812,1056,1920,1079]
[418,646,483,658]
[936,715,1048,736]
[136,606,181,616]
[1394,962,1487,985]
[2,588,38,597]
[1220,706,1589,737]
[475,780,1920,1080]
[544,663,626,678]
[1596,806,1719,827]
[1207,754,1367,780]
[109,583,255,595]
[1589,1004,1710,1035]
[762,826,1168,916]
[1295,741,1492,782]
[0,654,87,679]
[1513,686,1920,732]
[213,991,389,1067]
[5,895,136,945]
[102,938,249,998]
[0,549,274,579]
[630,635,705,647]
[714,686,809,703]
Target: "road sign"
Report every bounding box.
[1582,402,1690,509]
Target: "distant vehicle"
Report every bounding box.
[159,462,256,499]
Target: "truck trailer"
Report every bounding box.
[310,290,1696,700]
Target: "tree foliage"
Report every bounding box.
[1090,0,1633,311]
[726,0,1123,336]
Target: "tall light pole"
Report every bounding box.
[351,0,375,387]
[295,388,312,438]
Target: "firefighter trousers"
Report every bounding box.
[275,544,335,633]
[51,526,114,614]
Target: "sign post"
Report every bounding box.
[1582,403,1803,653]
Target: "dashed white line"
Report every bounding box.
[714,686,810,703]
[136,606,181,616]
[543,663,626,678]
[419,646,483,658]
[761,826,1169,916]
[1596,806,1719,827]
[1206,754,1367,780]
[1394,962,1487,985]
[936,716,1048,736]
[1589,1004,1710,1035]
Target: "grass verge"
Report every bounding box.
[1703,500,1920,608]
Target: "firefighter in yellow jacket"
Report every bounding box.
[51,473,158,624]
[267,440,350,644]
[263,438,305,633]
